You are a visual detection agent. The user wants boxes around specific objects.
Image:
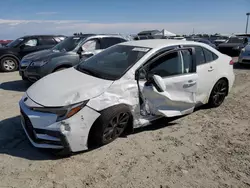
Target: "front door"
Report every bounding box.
[19,38,39,58]
[80,38,101,60]
[138,48,198,117]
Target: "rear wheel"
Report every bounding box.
[0,57,18,72]
[88,105,132,147]
[208,79,228,108]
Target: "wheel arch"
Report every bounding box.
[52,63,72,72]
[87,103,134,148]
[206,77,229,104]
[0,54,20,64]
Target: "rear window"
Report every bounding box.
[194,46,206,65]
[203,48,214,62]
[227,37,244,43]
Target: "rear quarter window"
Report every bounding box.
[203,47,218,62]
[203,48,214,62]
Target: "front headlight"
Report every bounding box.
[241,48,246,52]
[30,60,49,67]
[31,100,89,121]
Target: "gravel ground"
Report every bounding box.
[0,62,250,188]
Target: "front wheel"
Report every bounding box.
[208,79,228,108]
[88,105,132,147]
[0,57,18,72]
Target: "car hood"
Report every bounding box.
[26,67,114,107]
[218,43,242,48]
[0,46,13,52]
[244,45,250,51]
[23,49,75,61]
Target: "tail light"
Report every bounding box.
[229,59,234,65]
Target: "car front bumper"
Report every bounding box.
[19,97,100,152]
[19,66,48,82]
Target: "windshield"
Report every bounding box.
[6,38,24,47]
[217,36,229,40]
[76,45,150,80]
[52,36,84,52]
[227,37,244,43]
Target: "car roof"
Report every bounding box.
[22,35,66,38]
[68,34,126,38]
[119,39,200,49]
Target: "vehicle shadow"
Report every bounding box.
[132,116,181,134]
[0,115,57,160]
[0,80,31,92]
[233,63,250,70]
[0,106,206,159]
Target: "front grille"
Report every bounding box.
[20,110,62,146]
[21,110,36,140]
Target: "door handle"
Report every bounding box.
[183,81,196,88]
[208,66,214,72]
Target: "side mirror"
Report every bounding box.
[77,47,83,55]
[20,44,26,50]
[147,74,166,92]
[135,68,146,80]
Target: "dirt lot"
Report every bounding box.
[0,62,250,188]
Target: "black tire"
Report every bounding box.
[21,75,28,81]
[0,57,18,72]
[88,105,132,147]
[208,79,228,108]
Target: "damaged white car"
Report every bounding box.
[19,39,235,154]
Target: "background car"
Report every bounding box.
[192,38,216,48]
[238,44,250,64]
[19,34,128,82]
[19,39,235,154]
[217,36,249,56]
[212,36,230,47]
[0,35,66,72]
[0,40,12,47]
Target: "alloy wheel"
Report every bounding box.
[103,112,130,143]
[212,80,227,106]
[3,59,16,71]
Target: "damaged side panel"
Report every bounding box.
[59,107,100,152]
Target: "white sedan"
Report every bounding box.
[19,39,235,154]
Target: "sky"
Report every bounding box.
[0,0,249,39]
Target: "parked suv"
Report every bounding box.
[0,35,66,72]
[217,36,249,56]
[19,34,128,82]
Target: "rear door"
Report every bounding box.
[39,36,57,50]
[183,45,218,104]
[138,48,198,117]
[100,37,126,50]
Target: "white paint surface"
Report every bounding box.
[20,39,235,152]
